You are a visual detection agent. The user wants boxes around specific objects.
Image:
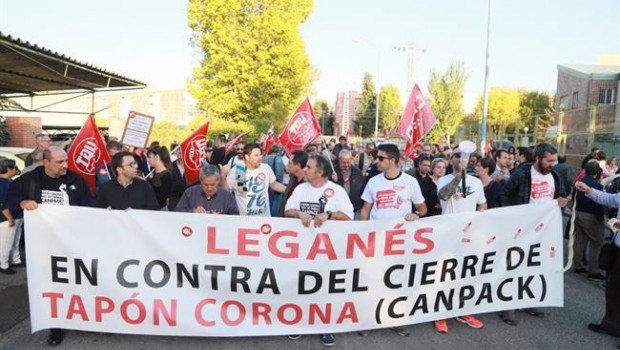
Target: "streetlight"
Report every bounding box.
[353,38,380,142]
[480,0,493,151]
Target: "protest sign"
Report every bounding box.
[120,111,155,148]
[26,201,563,336]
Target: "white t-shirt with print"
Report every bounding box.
[285,181,354,219]
[228,163,276,216]
[530,166,555,204]
[361,172,425,220]
[437,174,486,214]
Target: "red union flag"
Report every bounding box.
[180,121,209,185]
[67,114,110,194]
[263,124,277,153]
[278,98,321,154]
[397,84,437,160]
[225,131,250,158]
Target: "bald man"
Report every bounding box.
[9,145,92,346]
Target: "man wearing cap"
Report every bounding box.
[434,146,487,333]
[0,158,19,274]
[9,145,93,346]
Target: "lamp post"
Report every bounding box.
[353,39,380,142]
[480,0,493,151]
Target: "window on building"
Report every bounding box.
[572,91,578,109]
[559,95,568,110]
[599,88,617,105]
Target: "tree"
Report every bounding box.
[184,115,256,142]
[148,120,182,149]
[313,99,333,136]
[188,0,315,127]
[475,87,521,140]
[518,91,552,132]
[354,72,378,139]
[426,61,468,144]
[379,85,403,136]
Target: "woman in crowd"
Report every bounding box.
[146,145,174,210]
[419,158,447,217]
[475,157,503,209]
[605,156,618,178]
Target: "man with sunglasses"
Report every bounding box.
[359,143,427,337]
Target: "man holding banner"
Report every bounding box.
[285,154,354,346]
[9,145,93,346]
[435,146,487,333]
[359,143,427,337]
[499,142,568,325]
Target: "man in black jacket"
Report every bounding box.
[498,142,568,326]
[10,145,93,346]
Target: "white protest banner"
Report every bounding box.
[25,201,563,336]
[120,111,155,148]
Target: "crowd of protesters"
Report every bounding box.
[1,132,620,347]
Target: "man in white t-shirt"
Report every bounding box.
[434,147,487,334]
[359,143,427,337]
[499,142,568,326]
[284,155,352,346]
[223,143,285,216]
[360,144,427,222]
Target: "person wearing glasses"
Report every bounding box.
[359,143,427,337]
[96,151,159,210]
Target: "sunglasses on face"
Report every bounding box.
[376,155,392,162]
[453,153,462,158]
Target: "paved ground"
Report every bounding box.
[1,234,619,349]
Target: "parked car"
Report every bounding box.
[0,147,33,174]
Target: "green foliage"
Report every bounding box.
[149,120,183,149]
[313,99,334,136]
[427,61,468,144]
[475,87,521,140]
[188,0,315,126]
[354,72,378,138]
[185,115,257,141]
[519,91,552,131]
[379,85,403,135]
[0,116,11,146]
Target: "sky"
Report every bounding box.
[1,0,619,111]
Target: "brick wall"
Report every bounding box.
[4,116,42,147]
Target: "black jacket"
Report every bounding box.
[500,163,566,207]
[332,165,365,211]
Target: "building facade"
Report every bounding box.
[334,90,359,137]
[555,64,620,164]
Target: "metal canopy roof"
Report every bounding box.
[0,31,146,96]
